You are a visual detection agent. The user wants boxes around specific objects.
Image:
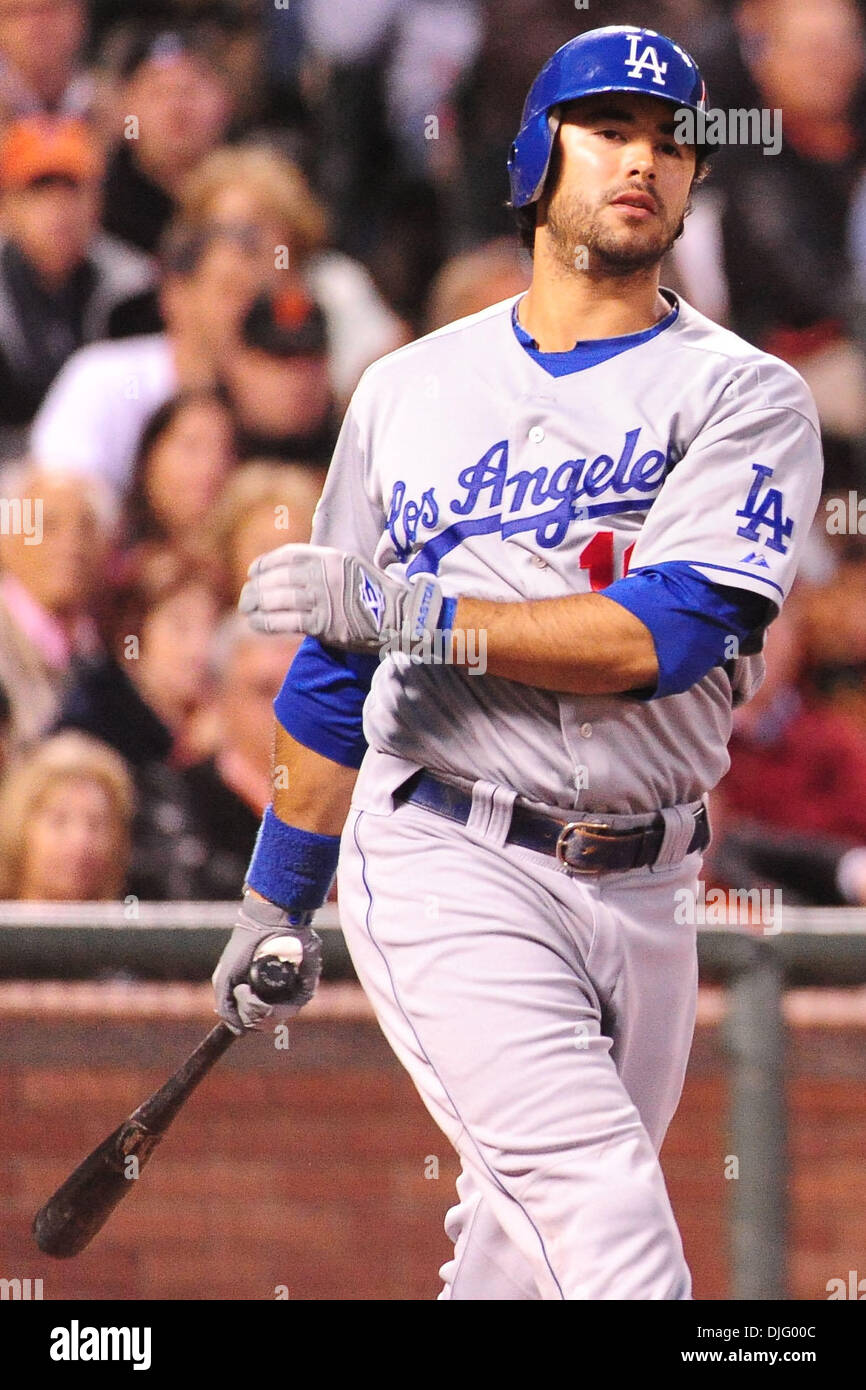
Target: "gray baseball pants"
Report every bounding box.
[337,775,701,1300]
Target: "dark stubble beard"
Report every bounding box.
[545,186,686,277]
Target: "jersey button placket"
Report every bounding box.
[524,413,551,568]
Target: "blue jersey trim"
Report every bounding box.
[406,497,655,578]
[274,637,376,769]
[678,561,785,599]
[601,561,774,700]
[511,293,679,378]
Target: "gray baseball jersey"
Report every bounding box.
[310,289,823,814]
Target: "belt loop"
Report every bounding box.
[466,780,516,847]
[651,804,697,871]
[488,783,517,847]
[701,792,713,849]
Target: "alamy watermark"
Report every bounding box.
[827,1269,866,1299]
[674,882,782,932]
[825,491,866,535]
[0,1276,43,1299]
[50,1322,151,1370]
[378,626,487,675]
[675,106,782,157]
[0,496,42,544]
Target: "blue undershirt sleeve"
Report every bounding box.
[273,636,377,768]
[600,561,775,700]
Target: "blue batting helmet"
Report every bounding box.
[508,26,708,208]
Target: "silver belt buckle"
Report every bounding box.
[555,821,609,874]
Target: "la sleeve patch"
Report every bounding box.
[734,464,794,555]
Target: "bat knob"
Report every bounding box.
[249,933,305,1003]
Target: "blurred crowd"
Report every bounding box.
[0,0,865,911]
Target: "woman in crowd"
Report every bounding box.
[0,731,133,900]
[122,388,237,569]
[56,550,222,770]
[0,464,114,759]
[176,143,408,406]
[207,458,325,603]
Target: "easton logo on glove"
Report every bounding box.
[358,572,386,631]
[411,581,438,640]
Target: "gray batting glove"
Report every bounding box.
[238,543,446,653]
[212,893,323,1035]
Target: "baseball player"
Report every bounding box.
[212,25,823,1299]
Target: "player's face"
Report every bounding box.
[540,93,697,274]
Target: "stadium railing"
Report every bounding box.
[2,901,865,1300]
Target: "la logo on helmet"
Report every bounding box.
[624,35,669,87]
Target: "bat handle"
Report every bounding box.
[133,1022,237,1132]
[248,932,309,1004]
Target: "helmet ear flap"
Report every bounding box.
[542,104,561,195]
[530,105,562,206]
[535,105,563,206]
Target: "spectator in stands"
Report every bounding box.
[302,0,482,181]
[30,213,257,493]
[0,730,133,900]
[449,0,599,251]
[425,237,531,331]
[130,618,300,900]
[176,144,407,404]
[31,178,360,489]
[100,27,233,255]
[298,0,483,321]
[710,597,866,903]
[92,4,265,127]
[123,388,237,567]
[207,460,325,602]
[0,0,93,131]
[675,0,866,489]
[722,599,866,839]
[797,535,866,733]
[56,551,221,770]
[708,818,866,907]
[0,116,156,459]
[0,465,112,757]
[227,288,338,462]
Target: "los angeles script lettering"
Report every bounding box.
[386,427,670,561]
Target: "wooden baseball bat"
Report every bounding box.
[32,934,305,1259]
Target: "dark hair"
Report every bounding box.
[115,24,224,84]
[108,549,219,660]
[511,146,712,255]
[126,388,235,545]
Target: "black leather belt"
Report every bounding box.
[393,770,709,874]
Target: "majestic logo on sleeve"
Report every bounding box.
[735,463,793,555]
[386,427,671,576]
[624,35,669,86]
